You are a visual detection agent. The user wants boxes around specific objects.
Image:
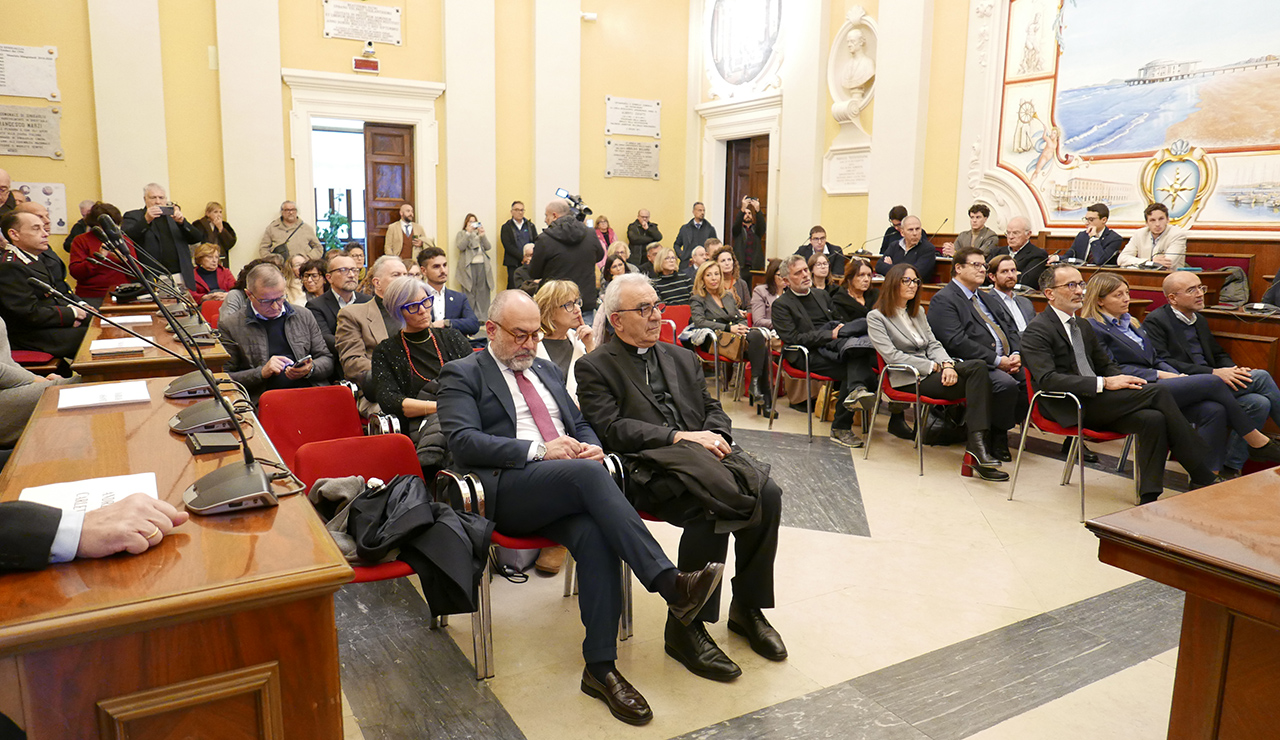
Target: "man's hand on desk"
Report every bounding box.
[77,493,189,559]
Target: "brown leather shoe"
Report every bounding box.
[535,545,567,574]
[668,562,724,625]
[580,667,653,725]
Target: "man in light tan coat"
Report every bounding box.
[258,201,322,261]
[383,202,431,260]
[335,255,408,388]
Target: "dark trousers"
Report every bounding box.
[504,264,518,289]
[1161,373,1260,473]
[646,476,782,623]
[1047,384,1214,495]
[492,459,675,663]
[893,358,1010,432]
[794,347,874,431]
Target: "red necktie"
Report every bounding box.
[514,370,559,442]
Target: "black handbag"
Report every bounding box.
[920,404,967,446]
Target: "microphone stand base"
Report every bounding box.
[183,461,277,515]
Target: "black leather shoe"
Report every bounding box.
[1187,475,1225,492]
[668,563,724,625]
[966,431,1001,467]
[1249,439,1280,464]
[664,616,742,681]
[580,667,653,725]
[727,602,788,661]
[1061,438,1099,463]
[989,431,1012,462]
[887,413,915,440]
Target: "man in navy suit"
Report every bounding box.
[1054,203,1122,266]
[307,252,371,358]
[875,215,936,282]
[416,246,480,336]
[926,246,1024,460]
[436,290,723,726]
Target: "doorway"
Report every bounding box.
[309,120,416,259]
[724,135,769,275]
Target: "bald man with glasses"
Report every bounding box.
[1020,264,1219,503]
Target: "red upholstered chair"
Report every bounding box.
[1007,374,1137,522]
[257,385,367,470]
[767,345,839,442]
[199,299,223,329]
[659,319,677,344]
[862,354,967,476]
[10,350,60,375]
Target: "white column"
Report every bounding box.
[443,0,496,287]
[87,0,169,206]
[684,0,704,209]
[533,0,581,207]
[865,0,935,244]
[776,0,830,253]
[215,0,286,270]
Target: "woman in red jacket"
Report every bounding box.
[190,243,235,303]
[67,202,139,298]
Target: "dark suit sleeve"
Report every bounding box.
[500,222,517,264]
[1020,316,1102,400]
[910,245,937,284]
[528,237,546,280]
[576,355,676,452]
[1202,324,1235,369]
[1100,231,1122,265]
[0,263,78,328]
[300,311,334,379]
[307,296,337,355]
[772,295,830,349]
[449,292,480,336]
[927,288,998,366]
[177,218,203,245]
[437,361,533,470]
[1090,321,1156,381]
[121,209,147,243]
[1143,312,1213,375]
[983,293,1021,354]
[1067,232,1088,261]
[874,245,898,276]
[0,501,62,571]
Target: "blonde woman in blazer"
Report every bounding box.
[688,260,772,415]
[867,263,1007,481]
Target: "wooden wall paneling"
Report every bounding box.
[1213,333,1279,380]
[96,663,284,740]
[723,138,752,242]
[1167,594,1230,740]
[1217,613,1280,739]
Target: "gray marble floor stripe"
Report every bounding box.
[732,428,869,537]
[679,580,1182,740]
[335,579,526,740]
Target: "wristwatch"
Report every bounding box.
[532,443,547,462]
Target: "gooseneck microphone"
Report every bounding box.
[27,276,200,368]
[91,223,198,313]
[95,214,273,515]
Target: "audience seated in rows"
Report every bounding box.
[336,255,408,405]
[868,263,1009,481]
[190,243,235,304]
[512,243,537,291]
[1050,203,1121,266]
[686,260,771,414]
[221,264,333,403]
[258,200,322,261]
[651,246,693,307]
[1144,271,1280,478]
[369,275,472,461]
[1020,264,1220,503]
[926,246,1025,462]
[1081,272,1280,477]
[435,289,724,727]
[710,243,750,308]
[941,203,999,258]
[598,253,629,303]
[533,279,595,400]
[772,254,875,448]
[1118,203,1186,269]
[122,183,203,288]
[67,202,139,299]
[991,216,1046,290]
[794,224,847,277]
[687,245,709,274]
[831,257,878,324]
[875,215,936,282]
[750,258,785,330]
[576,273,786,684]
[307,252,369,358]
[299,259,326,301]
[986,254,1036,332]
[416,246,481,336]
[0,210,88,358]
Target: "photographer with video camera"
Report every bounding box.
[531,198,605,326]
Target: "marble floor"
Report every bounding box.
[335,385,1193,740]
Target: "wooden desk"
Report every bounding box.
[0,377,351,739]
[71,315,228,382]
[1087,471,1280,739]
[1069,265,1229,308]
[1201,308,1280,383]
[917,283,1153,320]
[96,298,161,316]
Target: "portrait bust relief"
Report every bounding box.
[828,7,878,125]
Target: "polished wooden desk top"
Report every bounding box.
[96,297,162,316]
[0,377,352,657]
[1087,471,1280,611]
[70,314,229,379]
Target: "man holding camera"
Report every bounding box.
[531,200,605,323]
[122,182,203,290]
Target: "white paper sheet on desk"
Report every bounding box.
[56,380,151,410]
[108,315,153,326]
[89,338,150,355]
[19,472,158,513]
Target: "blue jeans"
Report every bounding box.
[1225,369,1280,469]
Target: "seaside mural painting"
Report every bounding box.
[997,0,1280,229]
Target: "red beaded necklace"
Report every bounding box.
[401,328,444,382]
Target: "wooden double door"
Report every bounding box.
[364,122,414,257]
[723,135,769,256]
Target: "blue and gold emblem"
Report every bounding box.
[1139,140,1216,224]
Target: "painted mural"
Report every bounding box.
[997,0,1280,229]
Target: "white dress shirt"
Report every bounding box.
[1049,305,1104,393]
[486,346,567,459]
[49,510,84,563]
[426,283,446,323]
[995,289,1028,332]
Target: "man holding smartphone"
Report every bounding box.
[220,264,333,403]
[122,182,204,290]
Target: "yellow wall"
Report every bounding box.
[920,0,970,234]
[159,0,224,219]
[578,0,691,253]
[0,3,100,252]
[494,0,534,288]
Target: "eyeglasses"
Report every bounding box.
[1179,285,1208,296]
[327,267,358,276]
[559,298,584,313]
[401,296,433,314]
[251,293,286,307]
[281,207,298,213]
[302,273,323,281]
[492,322,544,345]
[810,236,827,243]
[959,261,985,270]
[899,277,922,286]
[614,302,667,320]
[1050,281,1087,292]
